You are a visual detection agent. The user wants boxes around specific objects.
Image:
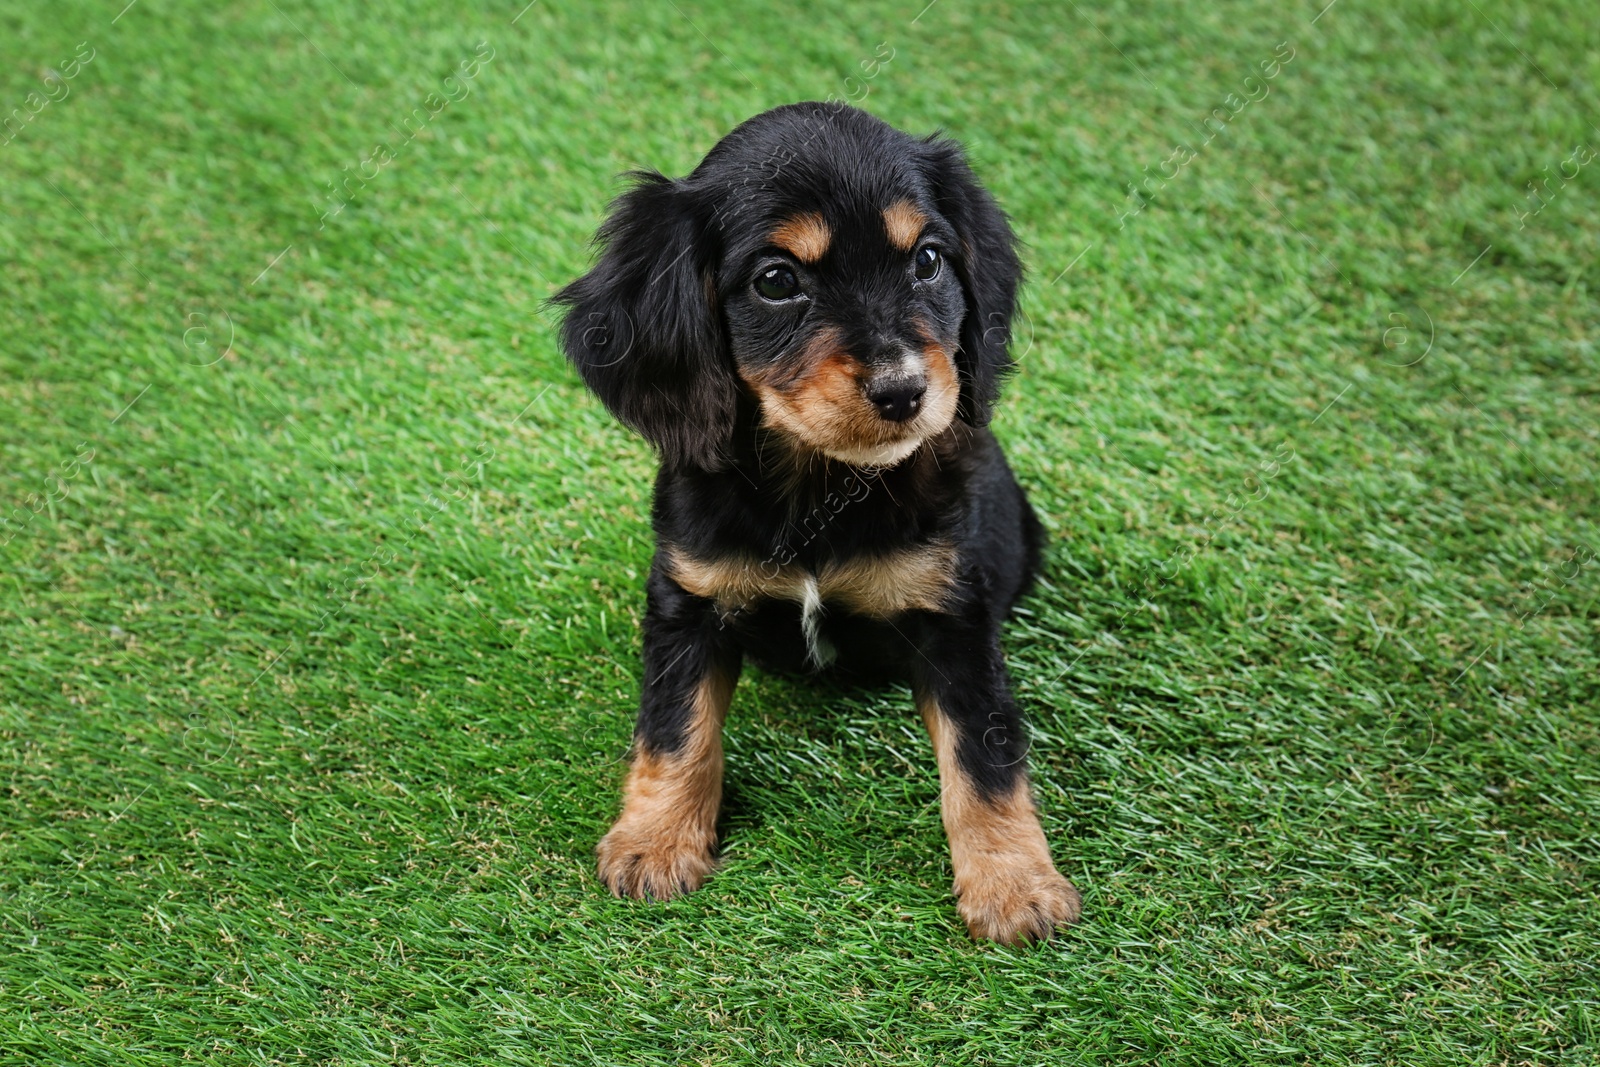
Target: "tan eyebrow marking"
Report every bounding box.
[882,200,927,251]
[769,212,831,263]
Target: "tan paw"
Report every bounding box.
[955,865,1082,944]
[595,817,716,901]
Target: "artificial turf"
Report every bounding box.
[2,0,1597,1062]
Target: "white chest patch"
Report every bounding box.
[798,574,836,668]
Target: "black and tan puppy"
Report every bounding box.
[553,102,1080,943]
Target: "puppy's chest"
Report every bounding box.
[663,541,958,620]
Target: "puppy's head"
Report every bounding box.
[554,103,1022,471]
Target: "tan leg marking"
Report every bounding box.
[883,200,927,251]
[770,212,831,263]
[596,668,735,900]
[919,694,1081,943]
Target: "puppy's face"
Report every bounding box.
[719,195,965,466]
[556,104,1021,472]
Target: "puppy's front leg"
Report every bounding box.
[914,617,1081,943]
[597,569,740,901]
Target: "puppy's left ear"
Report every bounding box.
[551,171,737,471]
[920,139,1023,427]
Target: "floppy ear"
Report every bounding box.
[920,139,1023,427]
[552,171,737,471]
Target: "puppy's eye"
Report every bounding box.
[756,266,802,301]
[913,246,942,281]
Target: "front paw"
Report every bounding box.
[596,817,717,901]
[955,864,1082,945]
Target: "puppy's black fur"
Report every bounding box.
[554,103,1080,943]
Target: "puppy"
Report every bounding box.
[554,103,1080,943]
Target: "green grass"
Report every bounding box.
[2,0,1598,1062]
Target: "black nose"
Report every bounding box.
[867,379,926,422]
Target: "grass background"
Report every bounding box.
[2,0,1598,1062]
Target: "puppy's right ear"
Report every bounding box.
[552,171,736,471]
